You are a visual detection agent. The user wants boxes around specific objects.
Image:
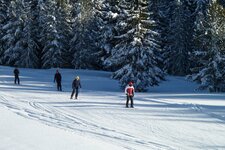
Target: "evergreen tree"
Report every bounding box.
[55,0,73,68]
[148,0,175,71]
[2,0,24,66]
[17,0,40,68]
[70,0,100,69]
[39,0,63,68]
[189,0,209,75]
[104,0,164,91]
[190,0,225,92]
[69,0,80,17]
[94,0,121,70]
[0,0,10,64]
[162,0,195,76]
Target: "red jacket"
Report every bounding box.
[125,85,135,96]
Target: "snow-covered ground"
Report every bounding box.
[0,66,225,150]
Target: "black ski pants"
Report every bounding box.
[14,75,20,84]
[56,81,62,91]
[71,88,79,99]
[126,95,133,107]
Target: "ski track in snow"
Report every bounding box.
[0,92,173,150]
[1,68,225,149]
[140,96,225,123]
[191,104,225,125]
[1,90,225,150]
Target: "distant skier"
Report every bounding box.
[70,76,82,99]
[54,70,62,91]
[125,81,135,108]
[13,67,20,84]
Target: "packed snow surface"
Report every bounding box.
[0,66,225,150]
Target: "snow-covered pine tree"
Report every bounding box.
[151,0,172,56]
[183,0,197,69]
[148,0,176,71]
[70,0,100,69]
[17,0,40,68]
[104,0,164,91]
[0,0,10,64]
[189,0,208,75]
[69,0,80,18]
[94,0,122,70]
[2,0,25,66]
[39,0,63,68]
[55,0,73,68]
[162,0,194,76]
[190,0,225,92]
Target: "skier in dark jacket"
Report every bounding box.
[125,82,135,108]
[54,70,62,91]
[13,67,20,84]
[70,76,81,99]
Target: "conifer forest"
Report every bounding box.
[1,0,225,91]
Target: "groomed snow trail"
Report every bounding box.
[0,92,172,150]
[1,66,225,150]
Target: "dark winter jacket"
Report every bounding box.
[54,73,62,83]
[72,79,81,89]
[14,69,19,77]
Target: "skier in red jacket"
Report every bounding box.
[125,82,135,108]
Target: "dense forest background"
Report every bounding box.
[1,0,225,92]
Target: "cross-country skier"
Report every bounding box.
[70,76,82,99]
[13,67,20,84]
[54,70,62,91]
[125,81,135,108]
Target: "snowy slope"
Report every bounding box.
[0,66,225,150]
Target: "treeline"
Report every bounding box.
[1,0,225,92]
